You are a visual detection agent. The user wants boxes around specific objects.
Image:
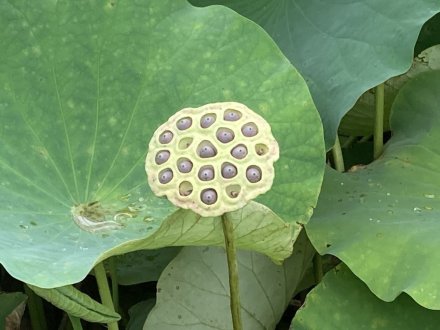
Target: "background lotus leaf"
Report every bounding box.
[0,0,324,288]
[190,0,440,148]
[144,230,315,329]
[306,71,440,309]
[292,265,440,330]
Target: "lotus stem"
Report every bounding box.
[221,212,243,330]
[24,284,48,330]
[331,135,345,172]
[313,253,323,283]
[108,258,119,313]
[68,314,83,330]
[374,83,385,159]
[94,262,119,330]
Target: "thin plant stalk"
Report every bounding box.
[221,212,243,330]
[313,253,323,283]
[374,83,385,159]
[94,262,119,330]
[331,135,345,172]
[24,284,48,330]
[108,258,119,313]
[68,314,83,330]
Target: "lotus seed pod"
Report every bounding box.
[145,102,279,217]
[216,128,235,143]
[177,158,193,173]
[242,122,258,137]
[158,169,173,184]
[231,144,247,159]
[155,150,170,165]
[159,131,173,144]
[201,189,217,205]
[246,166,262,183]
[177,117,192,130]
[221,163,237,179]
[200,113,216,128]
[198,166,215,181]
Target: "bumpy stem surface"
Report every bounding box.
[222,212,243,330]
[94,262,119,330]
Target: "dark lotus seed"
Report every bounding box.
[176,117,192,130]
[231,145,247,159]
[198,141,217,158]
[159,131,173,144]
[201,189,217,205]
[221,163,237,179]
[246,166,261,183]
[178,159,193,173]
[158,169,173,184]
[241,122,258,137]
[224,109,242,121]
[216,128,235,143]
[198,166,215,181]
[201,114,216,128]
[155,150,170,165]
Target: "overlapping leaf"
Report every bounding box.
[0,0,324,287]
[292,265,440,330]
[190,0,440,148]
[144,230,314,329]
[306,71,440,309]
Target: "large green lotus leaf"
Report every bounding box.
[0,0,324,287]
[190,0,440,148]
[306,71,440,309]
[292,265,440,330]
[144,229,315,330]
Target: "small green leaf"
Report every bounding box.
[306,71,440,309]
[27,284,120,323]
[0,292,27,330]
[144,229,314,329]
[127,299,155,330]
[292,265,440,330]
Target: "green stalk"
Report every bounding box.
[108,258,119,313]
[221,212,243,330]
[312,253,323,283]
[24,283,48,330]
[68,314,83,330]
[374,83,385,159]
[331,135,345,172]
[94,262,119,330]
[341,136,356,149]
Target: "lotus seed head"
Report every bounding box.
[155,150,170,165]
[198,166,215,181]
[159,131,173,144]
[176,117,192,130]
[200,113,216,128]
[231,144,247,159]
[146,102,279,217]
[246,166,261,183]
[158,169,173,184]
[216,128,235,143]
[201,189,217,205]
[224,109,242,121]
[222,163,237,179]
[242,122,258,137]
[177,159,193,173]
